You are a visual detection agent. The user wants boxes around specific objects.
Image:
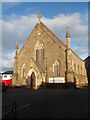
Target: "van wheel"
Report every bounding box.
[2,83,6,92]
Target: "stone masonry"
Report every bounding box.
[12,13,88,89]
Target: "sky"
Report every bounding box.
[2,0,90,2]
[0,2,89,72]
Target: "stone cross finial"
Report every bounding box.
[37,12,42,23]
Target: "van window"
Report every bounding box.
[4,75,7,78]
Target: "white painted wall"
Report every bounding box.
[2,74,12,80]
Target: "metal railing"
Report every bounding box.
[2,102,17,120]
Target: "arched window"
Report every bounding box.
[78,65,79,73]
[22,63,26,78]
[74,63,76,71]
[81,66,82,74]
[53,60,60,77]
[36,41,44,64]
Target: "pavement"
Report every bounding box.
[2,87,88,119]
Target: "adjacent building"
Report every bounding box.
[84,56,90,85]
[1,71,13,86]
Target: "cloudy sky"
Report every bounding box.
[0,2,89,72]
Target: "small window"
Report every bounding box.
[54,65,60,77]
[54,60,60,77]
[36,42,44,64]
[81,67,82,74]
[74,64,76,71]
[36,49,39,62]
[4,75,7,78]
[78,65,79,72]
[57,65,58,76]
[59,65,60,76]
[54,65,57,77]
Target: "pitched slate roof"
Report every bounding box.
[2,71,13,75]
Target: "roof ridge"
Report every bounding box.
[70,48,84,62]
[18,21,66,55]
[39,21,84,61]
[35,61,45,73]
[18,23,38,55]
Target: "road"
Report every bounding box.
[2,87,88,119]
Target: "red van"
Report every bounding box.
[0,71,13,87]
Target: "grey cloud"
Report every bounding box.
[42,13,88,49]
[88,36,90,56]
[2,0,20,1]
[2,2,21,10]
[74,47,87,55]
[2,14,37,53]
[73,47,88,59]
[1,12,88,72]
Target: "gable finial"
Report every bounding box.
[15,40,18,49]
[66,27,70,49]
[66,26,70,38]
[37,12,42,23]
[15,40,18,56]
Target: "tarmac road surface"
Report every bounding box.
[2,87,88,119]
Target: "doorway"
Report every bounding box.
[30,72,36,88]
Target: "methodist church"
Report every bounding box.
[12,13,88,89]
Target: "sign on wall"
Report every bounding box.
[49,77,65,83]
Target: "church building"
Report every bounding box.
[12,13,88,89]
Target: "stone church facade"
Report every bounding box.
[12,13,88,89]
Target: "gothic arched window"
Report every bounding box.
[22,63,26,78]
[78,65,79,73]
[74,63,76,71]
[53,60,60,77]
[36,42,44,64]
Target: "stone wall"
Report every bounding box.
[66,49,88,87]
[12,22,67,87]
[85,56,90,85]
[12,21,88,88]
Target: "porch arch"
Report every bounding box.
[27,68,37,89]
